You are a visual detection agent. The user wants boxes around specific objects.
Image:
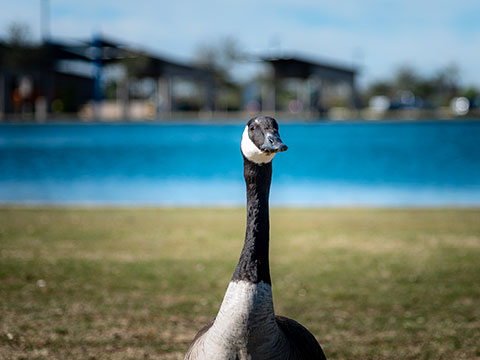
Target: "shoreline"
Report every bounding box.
[1,108,480,124]
[1,116,480,126]
[1,204,480,210]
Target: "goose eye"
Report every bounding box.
[249,125,255,131]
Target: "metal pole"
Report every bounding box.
[41,0,50,42]
[0,72,5,120]
[92,33,103,119]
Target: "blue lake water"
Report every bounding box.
[1,120,480,206]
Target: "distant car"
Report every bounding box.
[388,90,434,110]
[450,97,470,116]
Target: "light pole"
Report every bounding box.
[40,0,50,42]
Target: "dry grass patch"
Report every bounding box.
[1,207,480,359]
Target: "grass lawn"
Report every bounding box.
[1,207,479,359]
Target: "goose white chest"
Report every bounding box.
[190,280,288,360]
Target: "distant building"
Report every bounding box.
[1,36,359,120]
[0,40,95,119]
[261,55,358,115]
[0,36,214,120]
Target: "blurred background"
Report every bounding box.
[2,0,480,120]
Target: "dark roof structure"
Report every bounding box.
[260,54,359,111]
[121,51,211,79]
[263,54,356,82]
[0,35,216,117]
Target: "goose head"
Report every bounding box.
[241,116,288,164]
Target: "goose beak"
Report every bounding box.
[260,131,288,153]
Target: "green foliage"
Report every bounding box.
[194,36,244,110]
[368,81,394,97]
[462,87,479,101]
[366,63,475,107]
[194,36,243,86]
[5,22,34,46]
[394,65,419,92]
[2,22,50,71]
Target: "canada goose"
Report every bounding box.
[185,116,327,360]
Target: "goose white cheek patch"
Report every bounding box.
[241,126,276,164]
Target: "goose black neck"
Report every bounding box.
[232,157,273,285]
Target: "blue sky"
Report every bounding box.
[2,0,480,87]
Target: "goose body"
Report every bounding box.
[185,116,326,360]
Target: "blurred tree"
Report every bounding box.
[364,63,465,108]
[5,22,34,46]
[462,87,480,108]
[194,36,243,85]
[394,65,419,92]
[194,36,244,111]
[2,22,47,71]
[431,64,460,105]
[366,80,394,98]
[462,87,478,100]
[412,79,435,100]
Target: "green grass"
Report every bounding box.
[1,207,479,359]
